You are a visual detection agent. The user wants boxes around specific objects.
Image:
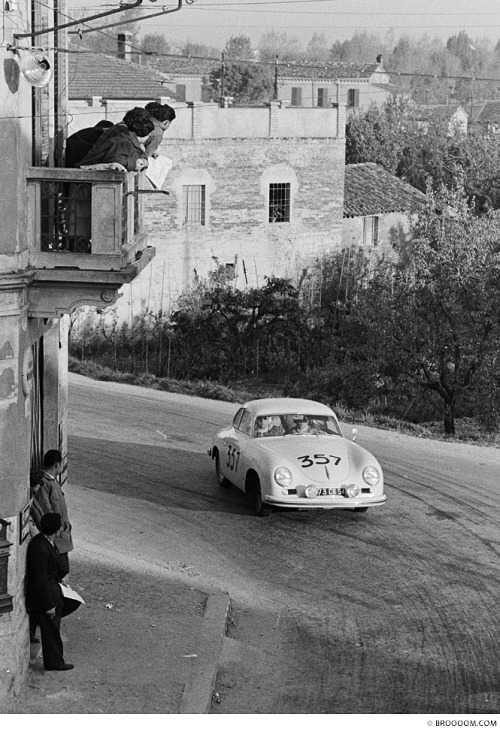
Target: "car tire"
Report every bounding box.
[214,451,230,488]
[253,482,271,518]
[354,507,368,513]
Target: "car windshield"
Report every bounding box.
[253,414,341,438]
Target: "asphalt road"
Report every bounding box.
[68,373,500,714]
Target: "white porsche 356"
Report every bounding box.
[208,397,386,516]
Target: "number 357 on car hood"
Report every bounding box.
[253,436,360,482]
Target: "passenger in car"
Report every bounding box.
[254,416,284,437]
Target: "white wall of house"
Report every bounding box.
[278,71,391,110]
[342,211,411,260]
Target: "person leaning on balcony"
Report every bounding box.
[143,102,176,158]
[65,120,114,168]
[79,107,154,172]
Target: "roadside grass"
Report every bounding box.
[69,357,500,447]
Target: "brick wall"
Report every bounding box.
[115,133,345,318]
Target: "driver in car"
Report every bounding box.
[290,415,311,434]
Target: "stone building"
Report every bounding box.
[112,101,346,319]
[0,0,154,699]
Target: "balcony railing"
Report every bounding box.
[26,167,148,271]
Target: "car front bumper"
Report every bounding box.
[264,494,387,509]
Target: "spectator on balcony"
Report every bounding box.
[79,107,154,172]
[143,102,176,158]
[65,120,114,168]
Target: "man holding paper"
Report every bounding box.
[26,513,75,671]
[144,102,176,158]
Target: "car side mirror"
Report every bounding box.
[351,428,358,442]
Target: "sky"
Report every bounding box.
[66,0,500,52]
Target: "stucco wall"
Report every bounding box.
[342,211,411,258]
[278,79,391,111]
[0,304,49,700]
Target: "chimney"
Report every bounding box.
[376,54,383,67]
[117,32,132,62]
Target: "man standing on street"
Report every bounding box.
[26,512,74,671]
[34,450,73,577]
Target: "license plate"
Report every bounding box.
[318,487,344,496]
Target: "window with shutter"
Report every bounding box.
[317,88,328,107]
[363,216,379,246]
[347,88,360,108]
[176,84,187,102]
[291,87,302,106]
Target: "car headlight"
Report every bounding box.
[274,467,292,487]
[305,485,318,498]
[345,484,360,498]
[363,466,380,486]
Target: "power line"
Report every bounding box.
[59,43,500,85]
[68,1,500,13]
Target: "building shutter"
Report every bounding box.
[291,87,302,106]
[317,88,328,107]
[176,84,186,102]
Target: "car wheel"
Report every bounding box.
[214,451,230,488]
[354,507,368,513]
[253,481,271,518]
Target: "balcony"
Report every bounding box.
[26,167,156,316]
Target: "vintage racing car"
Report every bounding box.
[208,397,386,516]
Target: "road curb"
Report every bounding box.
[179,592,231,714]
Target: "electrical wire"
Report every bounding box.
[20,0,500,93]
[68,1,499,12]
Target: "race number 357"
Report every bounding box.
[297,454,341,468]
[226,445,240,472]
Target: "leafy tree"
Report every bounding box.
[209,62,273,104]
[305,33,330,64]
[170,269,309,382]
[180,40,218,58]
[258,31,302,63]
[329,32,388,64]
[345,97,412,175]
[446,31,477,73]
[224,35,253,60]
[140,33,171,57]
[393,182,500,433]
[346,98,500,207]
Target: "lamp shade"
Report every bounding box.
[19,52,52,88]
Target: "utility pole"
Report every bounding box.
[221,51,225,101]
[274,55,278,101]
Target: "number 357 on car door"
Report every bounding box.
[226,444,240,473]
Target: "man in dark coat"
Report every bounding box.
[79,107,154,172]
[65,120,114,168]
[26,513,74,671]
